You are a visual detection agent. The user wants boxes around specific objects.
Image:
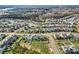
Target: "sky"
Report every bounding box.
[0,0,79,5]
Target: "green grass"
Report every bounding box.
[31,41,50,54]
[2,43,40,54]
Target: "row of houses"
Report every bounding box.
[55,33,79,39]
[0,19,27,32]
[24,34,49,45]
[61,45,79,54]
[0,34,6,41]
[24,27,74,33]
[0,35,18,51]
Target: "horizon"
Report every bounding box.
[0,5,79,9]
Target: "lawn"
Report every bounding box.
[31,41,50,54]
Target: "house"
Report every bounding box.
[0,34,5,40]
[55,33,63,39]
[32,35,49,41]
[61,45,79,54]
[74,35,79,39]
[4,35,18,45]
[24,34,32,40]
[55,33,74,39]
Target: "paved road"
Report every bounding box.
[0,32,72,35]
[47,34,60,54]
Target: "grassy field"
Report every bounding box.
[31,42,51,54]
